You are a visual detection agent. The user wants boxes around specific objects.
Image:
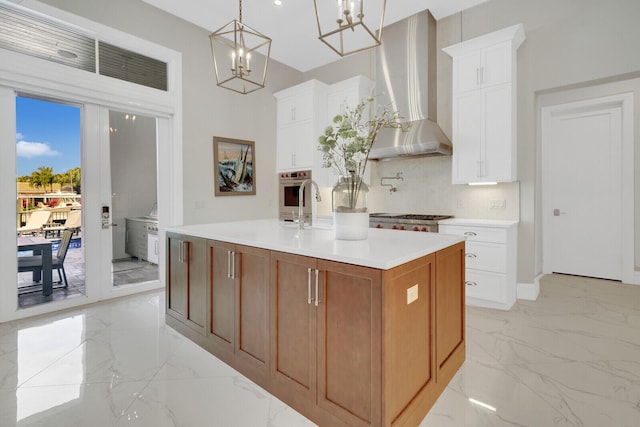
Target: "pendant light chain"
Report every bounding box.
[239,0,242,23]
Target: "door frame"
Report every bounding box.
[0,5,183,321]
[541,91,635,284]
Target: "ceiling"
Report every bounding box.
[139,0,489,72]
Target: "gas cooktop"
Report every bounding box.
[369,213,453,232]
[369,213,453,221]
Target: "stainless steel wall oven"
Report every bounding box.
[279,170,312,223]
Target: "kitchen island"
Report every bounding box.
[165,219,465,427]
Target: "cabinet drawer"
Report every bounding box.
[465,242,506,273]
[439,225,506,243]
[465,270,506,303]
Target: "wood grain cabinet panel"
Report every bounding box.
[166,233,207,335]
[435,242,466,383]
[207,241,270,382]
[270,251,318,407]
[317,259,381,427]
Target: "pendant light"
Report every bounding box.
[209,0,272,94]
[313,0,386,57]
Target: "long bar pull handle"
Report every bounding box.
[314,269,319,307]
[178,239,182,263]
[227,250,231,278]
[230,251,235,280]
[307,268,312,304]
[182,241,189,263]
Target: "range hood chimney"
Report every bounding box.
[369,10,451,160]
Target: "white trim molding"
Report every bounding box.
[517,275,542,301]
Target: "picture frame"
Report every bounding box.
[213,136,256,196]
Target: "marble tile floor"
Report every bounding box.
[0,274,637,426]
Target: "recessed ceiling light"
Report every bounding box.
[273,0,282,5]
[57,49,78,59]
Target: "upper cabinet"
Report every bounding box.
[274,79,328,172]
[443,24,525,185]
[275,76,375,187]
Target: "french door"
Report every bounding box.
[2,89,169,320]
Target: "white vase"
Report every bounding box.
[333,211,369,240]
[331,174,370,240]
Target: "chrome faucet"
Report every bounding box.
[298,179,321,229]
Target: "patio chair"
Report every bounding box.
[18,229,73,288]
[43,210,82,238]
[17,210,51,236]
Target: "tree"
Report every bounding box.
[30,166,54,192]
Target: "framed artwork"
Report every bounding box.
[213,136,256,196]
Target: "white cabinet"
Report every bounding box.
[443,24,525,184]
[274,80,328,172]
[439,219,518,310]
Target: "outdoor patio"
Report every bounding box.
[17,235,159,309]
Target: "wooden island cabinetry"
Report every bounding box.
[165,222,465,426]
[166,233,207,335]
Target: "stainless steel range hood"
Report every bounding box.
[369,10,451,160]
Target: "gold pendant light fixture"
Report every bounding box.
[313,0,387,57]
[209,0,272,94]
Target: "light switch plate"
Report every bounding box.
[407,284,419,304]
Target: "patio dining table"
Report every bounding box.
[17,236,53,296]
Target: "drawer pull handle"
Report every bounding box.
[464,231,477,236]
[465,281,478,287]
[466,253,477,258]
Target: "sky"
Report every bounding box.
[16,96,81,177]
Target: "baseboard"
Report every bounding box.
[517,274,542,301]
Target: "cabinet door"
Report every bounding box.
[453,50,482,93]
[270,251,317,404]
[167,234,206,334]
[207,240,236,356]
[483,83,514,182]
[316,260,381,426]
[167,233,187,320]
[434,242,465,383]
[277,90,313,126]
[381,255,436,426]
[452,90,482,184]
[235,245,270,377]
[276,122,313,171]
[481,41,512,87]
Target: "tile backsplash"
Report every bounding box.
[316,156,520,220]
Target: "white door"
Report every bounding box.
[542,101,622,280]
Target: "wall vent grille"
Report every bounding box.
[0,3,167,91]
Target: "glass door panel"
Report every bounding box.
[108,110,159,288]
[15,95,84,308]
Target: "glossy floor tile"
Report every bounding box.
[0,274,638,426]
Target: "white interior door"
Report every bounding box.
[542,101,622,280]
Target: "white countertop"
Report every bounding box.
[166,219,464,270]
